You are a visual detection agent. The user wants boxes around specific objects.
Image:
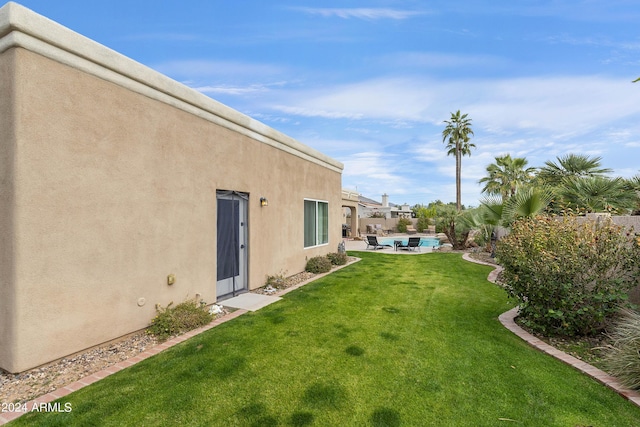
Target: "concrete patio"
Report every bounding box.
[343,235,442,254]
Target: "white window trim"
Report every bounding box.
[304,198,329,249]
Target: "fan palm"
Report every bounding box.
[479,154,535,201]
[558,176,636,214]
[479,187,553,228]
[503,186,554,220]
[442,110,475,211]
[537,154,612,186]
[626,174,640,214]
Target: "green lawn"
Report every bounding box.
[12,252,640,426]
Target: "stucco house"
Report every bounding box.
[359,194,413,219]
[0,2,343,373]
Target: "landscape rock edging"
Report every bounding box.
[461,252,640,408]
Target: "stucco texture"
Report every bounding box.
[0,46,16,373]
[0,38,341,372]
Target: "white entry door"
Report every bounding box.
[216,191,248,299]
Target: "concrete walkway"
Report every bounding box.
[221,293,281,311]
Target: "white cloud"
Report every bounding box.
[265,75,640,138]
[294,8,427,20]
[378,52,510,69]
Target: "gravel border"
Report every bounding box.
[0,259,358,406]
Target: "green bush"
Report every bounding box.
[496,215,640,336]
[148,299,213,342]
[305,256,332,273]
[603,309,640,390]
[397,218,412,233]
[416,217,430,232]
[327,252,348,266]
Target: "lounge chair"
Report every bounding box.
[406,226,417,234]
[366,235,392,250]
[397,237,422,251]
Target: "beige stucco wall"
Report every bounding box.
[0,3,343,373]
[0,46,16,373]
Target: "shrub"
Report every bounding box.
[603,309,640,390]
[148,299,213,342]
[496,215,640,336]
[305,256,332,273]
[327,252,348,266]
[397,218,412,233]
[416,217,430,233]
[265,271,286,288]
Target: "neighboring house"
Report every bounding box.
[359,194,413,219]
[0,3,343,373]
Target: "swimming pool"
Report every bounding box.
[379,237,440,248]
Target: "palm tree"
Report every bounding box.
[442,110,475,211]
[536,154,612,186]
[503,186,554,220]
[479,186,553,227]
[625,174,640,214]
[558,176,637,214]
[478,154,535,202]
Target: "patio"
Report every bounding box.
[343,235,444,254]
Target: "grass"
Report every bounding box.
[11,252,640,426]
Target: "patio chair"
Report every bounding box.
[366,235,392,250]
[396,237,422,252]
[406,226,417,234]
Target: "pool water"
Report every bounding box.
[379,237,440,248]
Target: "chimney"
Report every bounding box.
[381,193,389,207]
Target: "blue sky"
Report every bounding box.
[15,1,640,207]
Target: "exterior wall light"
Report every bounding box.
[260,197,269,207]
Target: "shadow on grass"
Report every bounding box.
[371,407,401,426]
[302,382,348,410]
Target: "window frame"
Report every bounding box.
[304,198,329,248]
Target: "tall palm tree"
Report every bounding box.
[478,154,535,202]
[536,154,612,186]
[442,110,475,211]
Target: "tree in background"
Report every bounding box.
[478,154,536,202]
[626,174,640,215]
[557,176,637,214]
[412,204,436,232]
[434,204,474,250]
[442,110,475,212]
[536,154,612,187]
[532,154,635,214]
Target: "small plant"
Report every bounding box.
[148,298,213,342]
[327,252,348,266]
[305,256,332,274]
[603,309,640,390]
[397,218,412,233]
[265,271,287,288]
